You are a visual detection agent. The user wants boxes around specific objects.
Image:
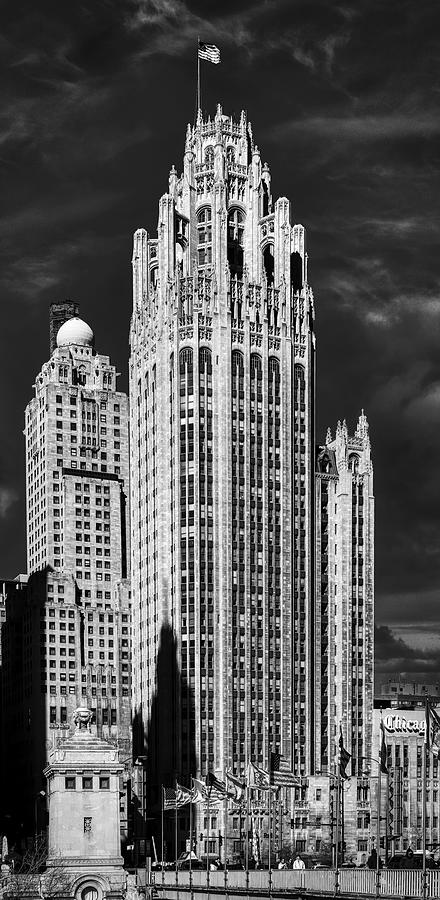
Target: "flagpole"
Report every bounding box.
[245,783,249,886]
[175,779,178,885]
[335,769,341,875]
[423,698,428,889]
[197,38,201,113]
[268,751,272,893]
[161,786,165,886]
[224,794,228,895]
[206,787,210,888]
[376,753,381,877]
[189,779,193,887]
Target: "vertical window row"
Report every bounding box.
[197,208,212,268]
[249,354,264,762]
[351,474,365,773]
[268,357,281,750]
[199,348,213,772]
[231,351,245,762]
[319,480,329,769]
[293,363,307,773]
[179,349,194,773]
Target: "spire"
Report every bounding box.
[169,164,177,197]
[326,427,332,445]
[356,409,369,439]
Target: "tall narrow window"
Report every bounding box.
[263,244,274,285]
[197,208,212,267]
[227,208,245,276]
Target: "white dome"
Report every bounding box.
[57,317,94,348]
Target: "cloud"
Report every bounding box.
[275,111,440,142]
[0,487,18,519]
[375,625,440,675]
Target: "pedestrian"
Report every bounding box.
[292,854,305,870]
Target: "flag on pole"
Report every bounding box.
[270,750,302,787]
[198,41,221,64]
[163,785,192,810]
[380,720,388,774]
[192,778,208,803]
[246,761,270,789]
[177,783,193,804]
[338,726,351,780]
[226,770,246,802]
[427,703,440,755]
[207,771,228,801]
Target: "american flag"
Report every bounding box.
[163,787,177,810]
[270,751,301,787]
[163,784,192,810]
[206,771,228,802]
[198,41,221,65]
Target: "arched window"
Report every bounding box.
[349,454,359,473]
[291,251,303,292]
[263,244,274,285]
[197,207,212,268]
[227,208,245,276]
[204,146,214,166]
[226,146,235,165]
[81,887,98,900]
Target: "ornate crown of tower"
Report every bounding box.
[131,103,313,358]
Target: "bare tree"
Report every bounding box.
[2,836,73,900]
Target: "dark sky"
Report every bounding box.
[1,0,440,682]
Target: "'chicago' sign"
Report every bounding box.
[383,714,426,735]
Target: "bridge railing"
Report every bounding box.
[157,866,440,897]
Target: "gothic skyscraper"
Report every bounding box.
[129,104,316,795]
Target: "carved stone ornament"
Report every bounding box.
[73,707,93,733]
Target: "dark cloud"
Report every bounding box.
[375,625,440,678]
[0,0,439,681]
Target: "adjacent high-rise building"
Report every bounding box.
[1,315,132,841]
[315,414,374,776]
[130,105,316,811]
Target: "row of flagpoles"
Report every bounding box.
[157,706,440,870]
[163,752,303,812]
[159,743,353,870]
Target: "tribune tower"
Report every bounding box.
[130,105,316,797]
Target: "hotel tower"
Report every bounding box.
[129,105,316,802]
[1,311,132,840]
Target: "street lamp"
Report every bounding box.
[134,757,147,866]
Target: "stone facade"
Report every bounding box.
[129,105,315,852]
[0,316,132,843]
[315,415,374,776]
[43,707,125,900]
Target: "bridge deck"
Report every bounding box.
[155,867,439,899]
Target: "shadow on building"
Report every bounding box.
[132,620,195,864]
[1,574,47,847]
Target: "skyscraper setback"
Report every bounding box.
[129,104,317,797]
